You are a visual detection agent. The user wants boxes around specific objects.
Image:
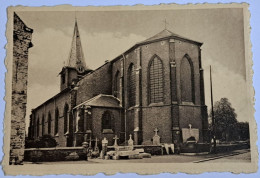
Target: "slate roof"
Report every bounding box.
[137,29,202,45]
[67,20,90,71]
[73,94,122,109]
[111,29,203,63]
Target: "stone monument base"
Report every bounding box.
[106,146,151,160]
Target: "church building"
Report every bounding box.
[28,20,209,148]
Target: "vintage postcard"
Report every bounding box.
[3,3,257,175]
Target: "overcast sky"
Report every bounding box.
[16,7,250,130]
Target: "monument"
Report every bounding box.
[128,134,134,150]
[101,137,108,159]
[182,124,199,143]
[153,128,161,146]
[113,135,119,147]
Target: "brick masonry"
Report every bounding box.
[10,12,33,164]
[29,28,208,148]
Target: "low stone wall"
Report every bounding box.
[24,147,87,162]
[180,143,211,153]
[180,142,250,154]
[134,145,163,155]
[215,142,250,153]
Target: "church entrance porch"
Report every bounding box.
[72,94,124,147]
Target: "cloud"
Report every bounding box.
[25,83,59,132]
[80,31,146,69]
[28,28,72,87]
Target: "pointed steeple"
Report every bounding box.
[67,20,87,73]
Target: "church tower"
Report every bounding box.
[60,20,91,91]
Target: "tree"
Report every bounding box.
[210,98,238,141]
[236,122,250,141]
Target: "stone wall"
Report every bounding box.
[10,12,33,165]
[24,147,87,162]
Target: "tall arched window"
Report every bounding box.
[55,108,59,135]
[127,63,136,107]
[48,112,52,135]
[102,111,113,131]
[42,114,45,136]
[180,55,195,103]
[113,71,120,98]
[149,55,164,103]
[64,104,69,134]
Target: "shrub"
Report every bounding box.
[25,135,57,148]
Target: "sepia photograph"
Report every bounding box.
[2,3,257,175]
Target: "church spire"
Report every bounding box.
[67,20,87,73]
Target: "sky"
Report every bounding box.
[16,7,250,131]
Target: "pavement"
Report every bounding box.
[24,149,251,164]
[197,150,251,163]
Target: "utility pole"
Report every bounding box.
[210,65,217,153]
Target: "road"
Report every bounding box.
[199,151,251,163]
[26,149,251,164]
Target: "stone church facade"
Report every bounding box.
[28,21,208,147]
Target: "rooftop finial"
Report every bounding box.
[74,10,77,22]
[163,19,169,30]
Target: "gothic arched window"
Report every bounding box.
[127,63,136,107]
[148,55,164,104]
[113,71,120,98]
[101,111,114,131]
[64,104,69,134]
[48,112,52,135]
[42,114,45,136]
[180,55,195,103]
[55,108,59,135]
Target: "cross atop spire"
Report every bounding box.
[67,20,88,73]
[74,11,77,21]
[163,19,169,30]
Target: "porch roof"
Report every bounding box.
[73,94,122,109]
